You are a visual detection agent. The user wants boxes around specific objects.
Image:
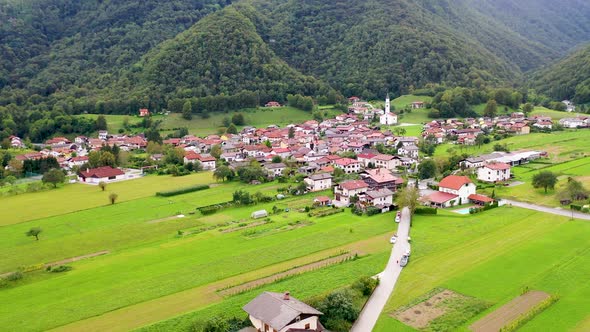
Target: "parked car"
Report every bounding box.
[389,236,397,244]
[395,211,401,223]
[400,254,409,267]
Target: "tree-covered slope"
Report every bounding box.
[529,45,590,103]
[464,0,590,54]
[124,5,329,103]
[0,0,230,94]
[243,0,564,98]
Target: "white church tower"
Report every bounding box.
[380,93,397,125]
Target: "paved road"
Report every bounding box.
[351,207,411,332]
[503,199,590,221]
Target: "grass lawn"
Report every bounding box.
[158,106,330,136]
[483,156,590,207]
[0,191,396,332]
[76,114,142,134]
[530,106,576,120]
[373,207,590,331]
[0,172,215,226]
[434,130,590,161]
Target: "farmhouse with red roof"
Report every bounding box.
[78,166,125,184]
[477,162,511,183]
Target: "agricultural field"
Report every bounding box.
[374,207,590,331]
[530,106,575,120]
[0,179,396,332]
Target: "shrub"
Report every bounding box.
[415,207,437,215]
[48,265,72,273]
[156,184,209,197]
[5,271,23,282]
[352,276,379,296]
[571,204,582,211]
[309,208,344,218]
[366,206,382,216]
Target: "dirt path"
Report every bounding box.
[470,291,550,332]
[146,215,185,224]
[45,250,110,267]
[1,250,110,278]
[218,252,356,296]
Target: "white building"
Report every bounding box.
[477,162,511,183]
[243,292,324,332]
[78,166,125,184]
[437,175,476,205]
[380,94,398,125]
[334,180,369,206]
[304,173,333,192]
[333,158,362,174]
[362,188,394,208]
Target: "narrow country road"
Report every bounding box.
[503,199,590,221]
[350,207,411,332]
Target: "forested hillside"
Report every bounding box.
[0,0,230,96]
[529,45,590,104]
[121,5,331,108]
[0,0,590,115]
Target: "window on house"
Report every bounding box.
[305,323,310,329]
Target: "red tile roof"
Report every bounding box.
[79,166,124,179]
[484,162,510,171]
[438,175,473,190]
[427,191,458,204]
[334,158,360,166]
[340,180,368,190]
[468,194,494,203]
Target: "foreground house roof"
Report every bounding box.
[243,292,322,331]
[427,191,459,204]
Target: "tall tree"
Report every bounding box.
[182,100,193,120]
[483,99,498,118]
[395,186,420,215]
[96,115,108,131]
[532,171,558,193]
[42,169,65,188]
[26,227,42,241]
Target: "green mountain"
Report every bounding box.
[0,0,230,94]
[1,0,590,111]
[529,45,590,103]
[121,5,330,105]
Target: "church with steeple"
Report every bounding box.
[380,94,398,125]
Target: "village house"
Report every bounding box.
[559,117,587,129]
[243,292,324,332]
[425,175,476,207]
[264,101,281,108]
[67,156,89,169]
[333,158,362,174]
[334,180,369,207]
[313,196,332,206]
[371,154,400,170]
[361,168,404,191]
[9,135,25,148]
[139,108,150,117]
[78,166,125,184]
[184,152,216,170]
[411,101,425,109]
[477,162,511,183]
[397,144,419,159]
[264,163,287,178]
[98,130,108,140]
[304,173,333,192]
[361,188,394,212]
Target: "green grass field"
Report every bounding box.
[77,114,142,133]
[530,106,577,120]
[373,207,590,331]
[434,130,590,161]
[0,182,396,332]
[0,172,215,226]
[484,156,590,207]
[159,106,335,136]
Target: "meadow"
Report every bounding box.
[0,172,216,226]
[374,207,590,331]
[0,182,397,332]
[158,106,336,136]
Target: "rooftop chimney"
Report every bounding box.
[283,292,290,300]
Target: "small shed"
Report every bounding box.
[251,210,269,219]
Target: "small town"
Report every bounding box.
[1,1,590,332]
